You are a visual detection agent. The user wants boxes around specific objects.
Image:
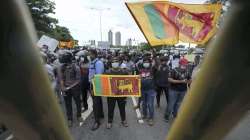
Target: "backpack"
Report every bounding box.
[61,63,79,87]
[154,65,169,87]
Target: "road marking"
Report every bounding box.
[5,134,13,140]
[78,96,143,126]
[131,97,144,124]
[79,97,93,126]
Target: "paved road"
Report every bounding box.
[223,111,250,140]
[68,96,250,140]
[70,97,170,140]
[2,96,250,140]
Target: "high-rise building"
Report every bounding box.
[115,32,121,46]
[108,30,113,46]
[89,40,95,46]
[98,41,110,49]
[126,38,132,46]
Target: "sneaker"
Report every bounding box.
[82,108,88,113]
[164,115,170,122]
[121,121,128,127]
[142,116,148,121]
[106,123,112,129]
[100,114,105,119]
[148,119,154,126]
[133,105,139,109]
[164,118,169,123]
[157,104,160,108]
[68,120,73,127]
[77,117,83,122]
[84,106,88,111]
[91,122,100,131]
[143,117,148,122]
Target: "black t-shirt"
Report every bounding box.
[154,64,169,87]
[105,68,128,75]
[139,68,155,90]
[169,67,190,91]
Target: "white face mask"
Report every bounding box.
[87,56,91,61]
[82,64,89,68]
[80,57,85,62]
[112,62,119,68]
[180,65,186,70]
[143,63,150,68]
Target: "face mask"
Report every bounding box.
[75,56,79,60]
[143,63,150,68]
[82,64,89,68]
[138,59,143,64]
[161,61,167,65]
[180,65,186,70]
[112,62,119,68]
[87,56,91,61]
[41,49,47,52]
[80,57,85,62]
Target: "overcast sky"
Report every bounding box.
[53,0,206,45]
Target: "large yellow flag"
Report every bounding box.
[126,1,222,46]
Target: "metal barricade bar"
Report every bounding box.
[166,1,250,140]
[0,0,73,140]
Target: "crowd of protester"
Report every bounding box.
[38,45,202,130]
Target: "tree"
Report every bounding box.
[26,0,73,41]
[53,25,73,41]
[26,0,57,37]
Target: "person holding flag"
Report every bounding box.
[105,57,129,129]
[139,56,156,126]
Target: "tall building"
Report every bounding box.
[108,30,113,46]
[89,40,95,46]
[126,38,132,46]
[115,31,121,46]
[98,41,110,49]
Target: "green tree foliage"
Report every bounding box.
[26,0,73,41]
[53,25,73,41]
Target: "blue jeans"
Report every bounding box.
[142,89,156,119]
[165,89,186,119]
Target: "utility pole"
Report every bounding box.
[90,7,110,42]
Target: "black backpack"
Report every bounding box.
[61,63,79,87]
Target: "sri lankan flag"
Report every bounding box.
[126,1,222,46]
[92,75,141,97]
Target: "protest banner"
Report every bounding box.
[92,75,141,97]
[59,40,75,49]
[37,35,59,52]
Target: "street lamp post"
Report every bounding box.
[90,7,110,42]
